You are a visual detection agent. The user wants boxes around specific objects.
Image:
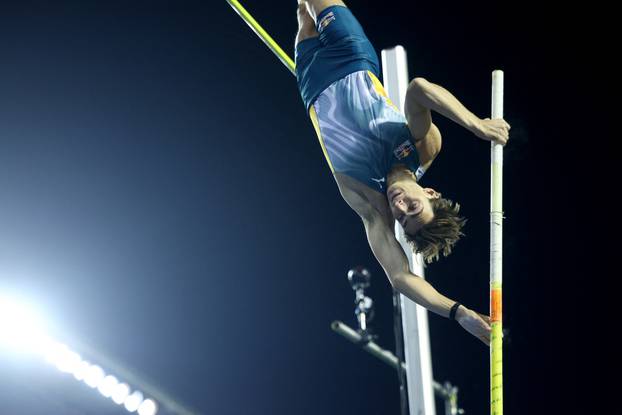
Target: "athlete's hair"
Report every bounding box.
[404,197,466,264]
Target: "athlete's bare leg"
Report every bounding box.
[300,0,347,22]
[295,1,319,45]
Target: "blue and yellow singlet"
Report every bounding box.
[295,6,425,194]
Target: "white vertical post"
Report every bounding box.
[382,46,437,415]
[490,70,504,415]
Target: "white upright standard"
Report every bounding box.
[382,46,437,415]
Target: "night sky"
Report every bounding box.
[1,1,597,414]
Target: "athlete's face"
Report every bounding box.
[387,182,440,235]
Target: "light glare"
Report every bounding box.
[84,364,105,388]
[124,390,144,413]
[0,296,47,351]
[73,359,91,381]
[98,375,119,398]
[138,399,158,415]
[112,383,130,405]
[56,349,82,373]
[0,295,160,414]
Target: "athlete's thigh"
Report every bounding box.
[304,0,347,21]
[296,2,319,45]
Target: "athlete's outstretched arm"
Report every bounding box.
[405,77,510,145]
[360,208,491,345]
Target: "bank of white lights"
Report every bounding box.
[0,296,158,415]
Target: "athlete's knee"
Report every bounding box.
[407,77,431,97]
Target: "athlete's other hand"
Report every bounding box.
[456,306,491,346]
[474,118,510,145]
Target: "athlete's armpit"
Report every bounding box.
[413,122,442,170]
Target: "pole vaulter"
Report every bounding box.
[226,1,509,414]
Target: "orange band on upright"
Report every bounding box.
[491,288,502,323]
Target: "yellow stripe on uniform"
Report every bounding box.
[367,71,399,111]
[309,106,335,173]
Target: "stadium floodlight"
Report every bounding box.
[0,295,47,352]
[112,383,131,405]
[0,293,162,414]
[45,342,82,374]
[98,375,119,398]
[58,349,81,373]
[124,390,144,413]
[73,359,91,381]
[138,399,158,415]
[84,364,106,389]
[44,341,68,365]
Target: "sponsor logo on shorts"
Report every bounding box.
[394,140,415,160]
[318,12,335,32]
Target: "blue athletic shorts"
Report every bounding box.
[295,5,380,110]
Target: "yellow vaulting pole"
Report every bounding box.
[226,0,296,76]
[490,70,504,415]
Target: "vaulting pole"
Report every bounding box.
[490,70,504,415]
[225,0,296,75]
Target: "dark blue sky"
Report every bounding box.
[1,1,594,414]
